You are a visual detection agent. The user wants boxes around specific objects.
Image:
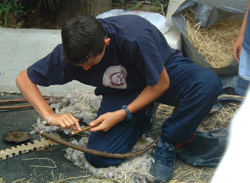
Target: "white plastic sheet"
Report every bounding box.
[96,9,169,34]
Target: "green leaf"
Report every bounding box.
[129,2,143,10]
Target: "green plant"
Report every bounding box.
[0,0,24,27]
[153,0,169,15]
[129,1,142,10]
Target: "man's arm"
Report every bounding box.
[89,67,170,132]
[126,67,169,114]
[233,0,250,62]
[16,69,81,130]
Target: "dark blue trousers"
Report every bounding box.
[85,62,222,168]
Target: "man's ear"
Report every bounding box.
[104,37,111,46]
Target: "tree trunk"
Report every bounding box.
[57,0,112,26]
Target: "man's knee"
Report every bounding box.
[85,152,123,168]
[199,70,222,96]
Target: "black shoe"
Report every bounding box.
[149,139,176,182]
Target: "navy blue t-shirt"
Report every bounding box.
[27,15,185,95]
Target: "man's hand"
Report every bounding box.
[233,36,244,62]
[48,113,81,131]
[89,109,126,132]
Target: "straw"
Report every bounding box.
[185,9,242,68]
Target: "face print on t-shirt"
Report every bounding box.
[103,65,127,89]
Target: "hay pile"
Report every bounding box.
[199,94,243,131]
[185,9,242,68]
[199,103,239,131]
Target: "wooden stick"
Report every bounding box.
[0,96,52,104]
[71,125,97,136]
[0,99,61,110]
[34,126,158,158]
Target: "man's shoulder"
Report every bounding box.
[53,44,63,52]
[99,15,157,40]
[50,44,64,60]
[99,14,151,29]
[41,44,64,65]
[101,14,146,21]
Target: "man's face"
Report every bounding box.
[78,37,110,71]
[78,48,105,71]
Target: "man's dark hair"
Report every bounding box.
[61,15,107,65]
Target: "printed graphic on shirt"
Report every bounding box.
[103,65,127,89]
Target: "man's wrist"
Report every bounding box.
[47,113,55,123]
[122,105,133,120]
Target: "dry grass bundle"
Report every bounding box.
[185,9,242,68]
[73,161,215,183]
[199,102,240,131]
[170,160,215,183]
[154,96,241,133]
